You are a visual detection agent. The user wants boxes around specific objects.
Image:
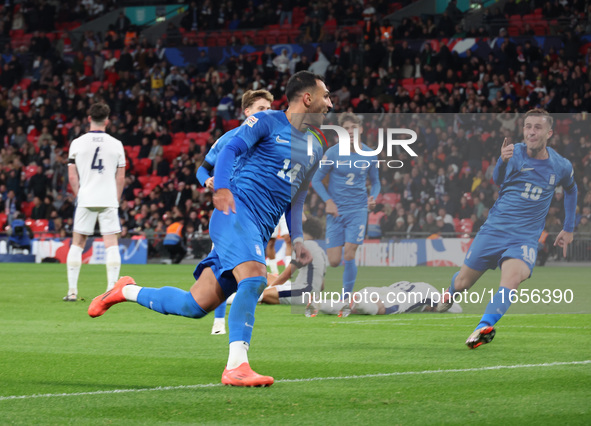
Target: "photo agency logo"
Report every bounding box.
[307,122,418,169]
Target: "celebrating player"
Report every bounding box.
[196,89,274,336]
[306,281,463,317]
[64,102,125,301]
[88,71,332,387]
[436,109,577,349]
[311,113,380,303]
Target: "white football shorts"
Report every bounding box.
[73,206,121,236]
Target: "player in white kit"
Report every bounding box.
[306,281,462,316]
[64,102,126,301]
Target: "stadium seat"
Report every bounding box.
[134,158,152,175]
[460,218,474,234]
[138,176,150,186]
[428,83,440,94]
[453,218,462,233]
[24,165,38,180]
[382,193,401,207]
[26,219,49,233]
[90,81,102,93]
[0,212,6,230]
[223,119,240,131]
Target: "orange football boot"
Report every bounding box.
[88,276,136,318]
[221,363,274,387]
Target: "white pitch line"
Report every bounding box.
[1,360,589,402]
[334,320,590,330]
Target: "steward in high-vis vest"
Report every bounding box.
[163,219,187,264]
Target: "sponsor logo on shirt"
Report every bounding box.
[549,174,555,185]
[276,135,289,144]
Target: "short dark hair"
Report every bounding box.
[524,108,553,129]
[89,103,111,123]
[302,216,323,240]
[285,71,324,103]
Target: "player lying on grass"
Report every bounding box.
[88,71,332,387]
[436,109,577,349]
[305,281,463,317]
[258,217,327,305]
[195,89,273,336]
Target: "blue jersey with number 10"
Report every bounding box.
[226,110,322,240]
[483,143,574,241]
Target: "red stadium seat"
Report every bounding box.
[460,218,473,234]
[134,158,152,175]
[223,119,240,132]
[0,212,7,230]
[382,193,401,207]
[26,219,49,233]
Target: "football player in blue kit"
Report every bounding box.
[436,109,577,349]
[195,89,274,336]
[88,71,332,386]
[311,112,380,302]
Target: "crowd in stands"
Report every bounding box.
[0,0,591,259]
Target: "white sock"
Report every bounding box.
[105,245,121,291]
[121,284,142,302]
[267,258,279,274]
[214,317,225,326]
[66,245,84,295]
[227,341,249,369]
[353,300,379,315]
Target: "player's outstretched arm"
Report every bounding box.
[553,230,574,258]
[268,263,296,287]
[493,137,512,186]
[555,177,578,257]
[196,161,214,188]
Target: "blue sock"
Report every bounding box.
[228,276,267,344]
[343,259,357,298]
[448,271,459,296]
[137,287,207,318]
[476,286,512,330]
[214,300,227,319]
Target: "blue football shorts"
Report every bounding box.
[193,249,238,298]
[325,208,367,248]
[464,228,538,275]
[208,196,267,271]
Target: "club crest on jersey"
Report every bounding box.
[549,174,555,185]
[245,116,259,127]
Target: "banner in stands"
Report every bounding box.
[163,36,575,68]
[354,238,473,267]
[271,238,472,267]
[31,237,148,264]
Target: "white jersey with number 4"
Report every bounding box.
[69,131,125,208]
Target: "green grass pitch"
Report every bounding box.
[0,263,590,425]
